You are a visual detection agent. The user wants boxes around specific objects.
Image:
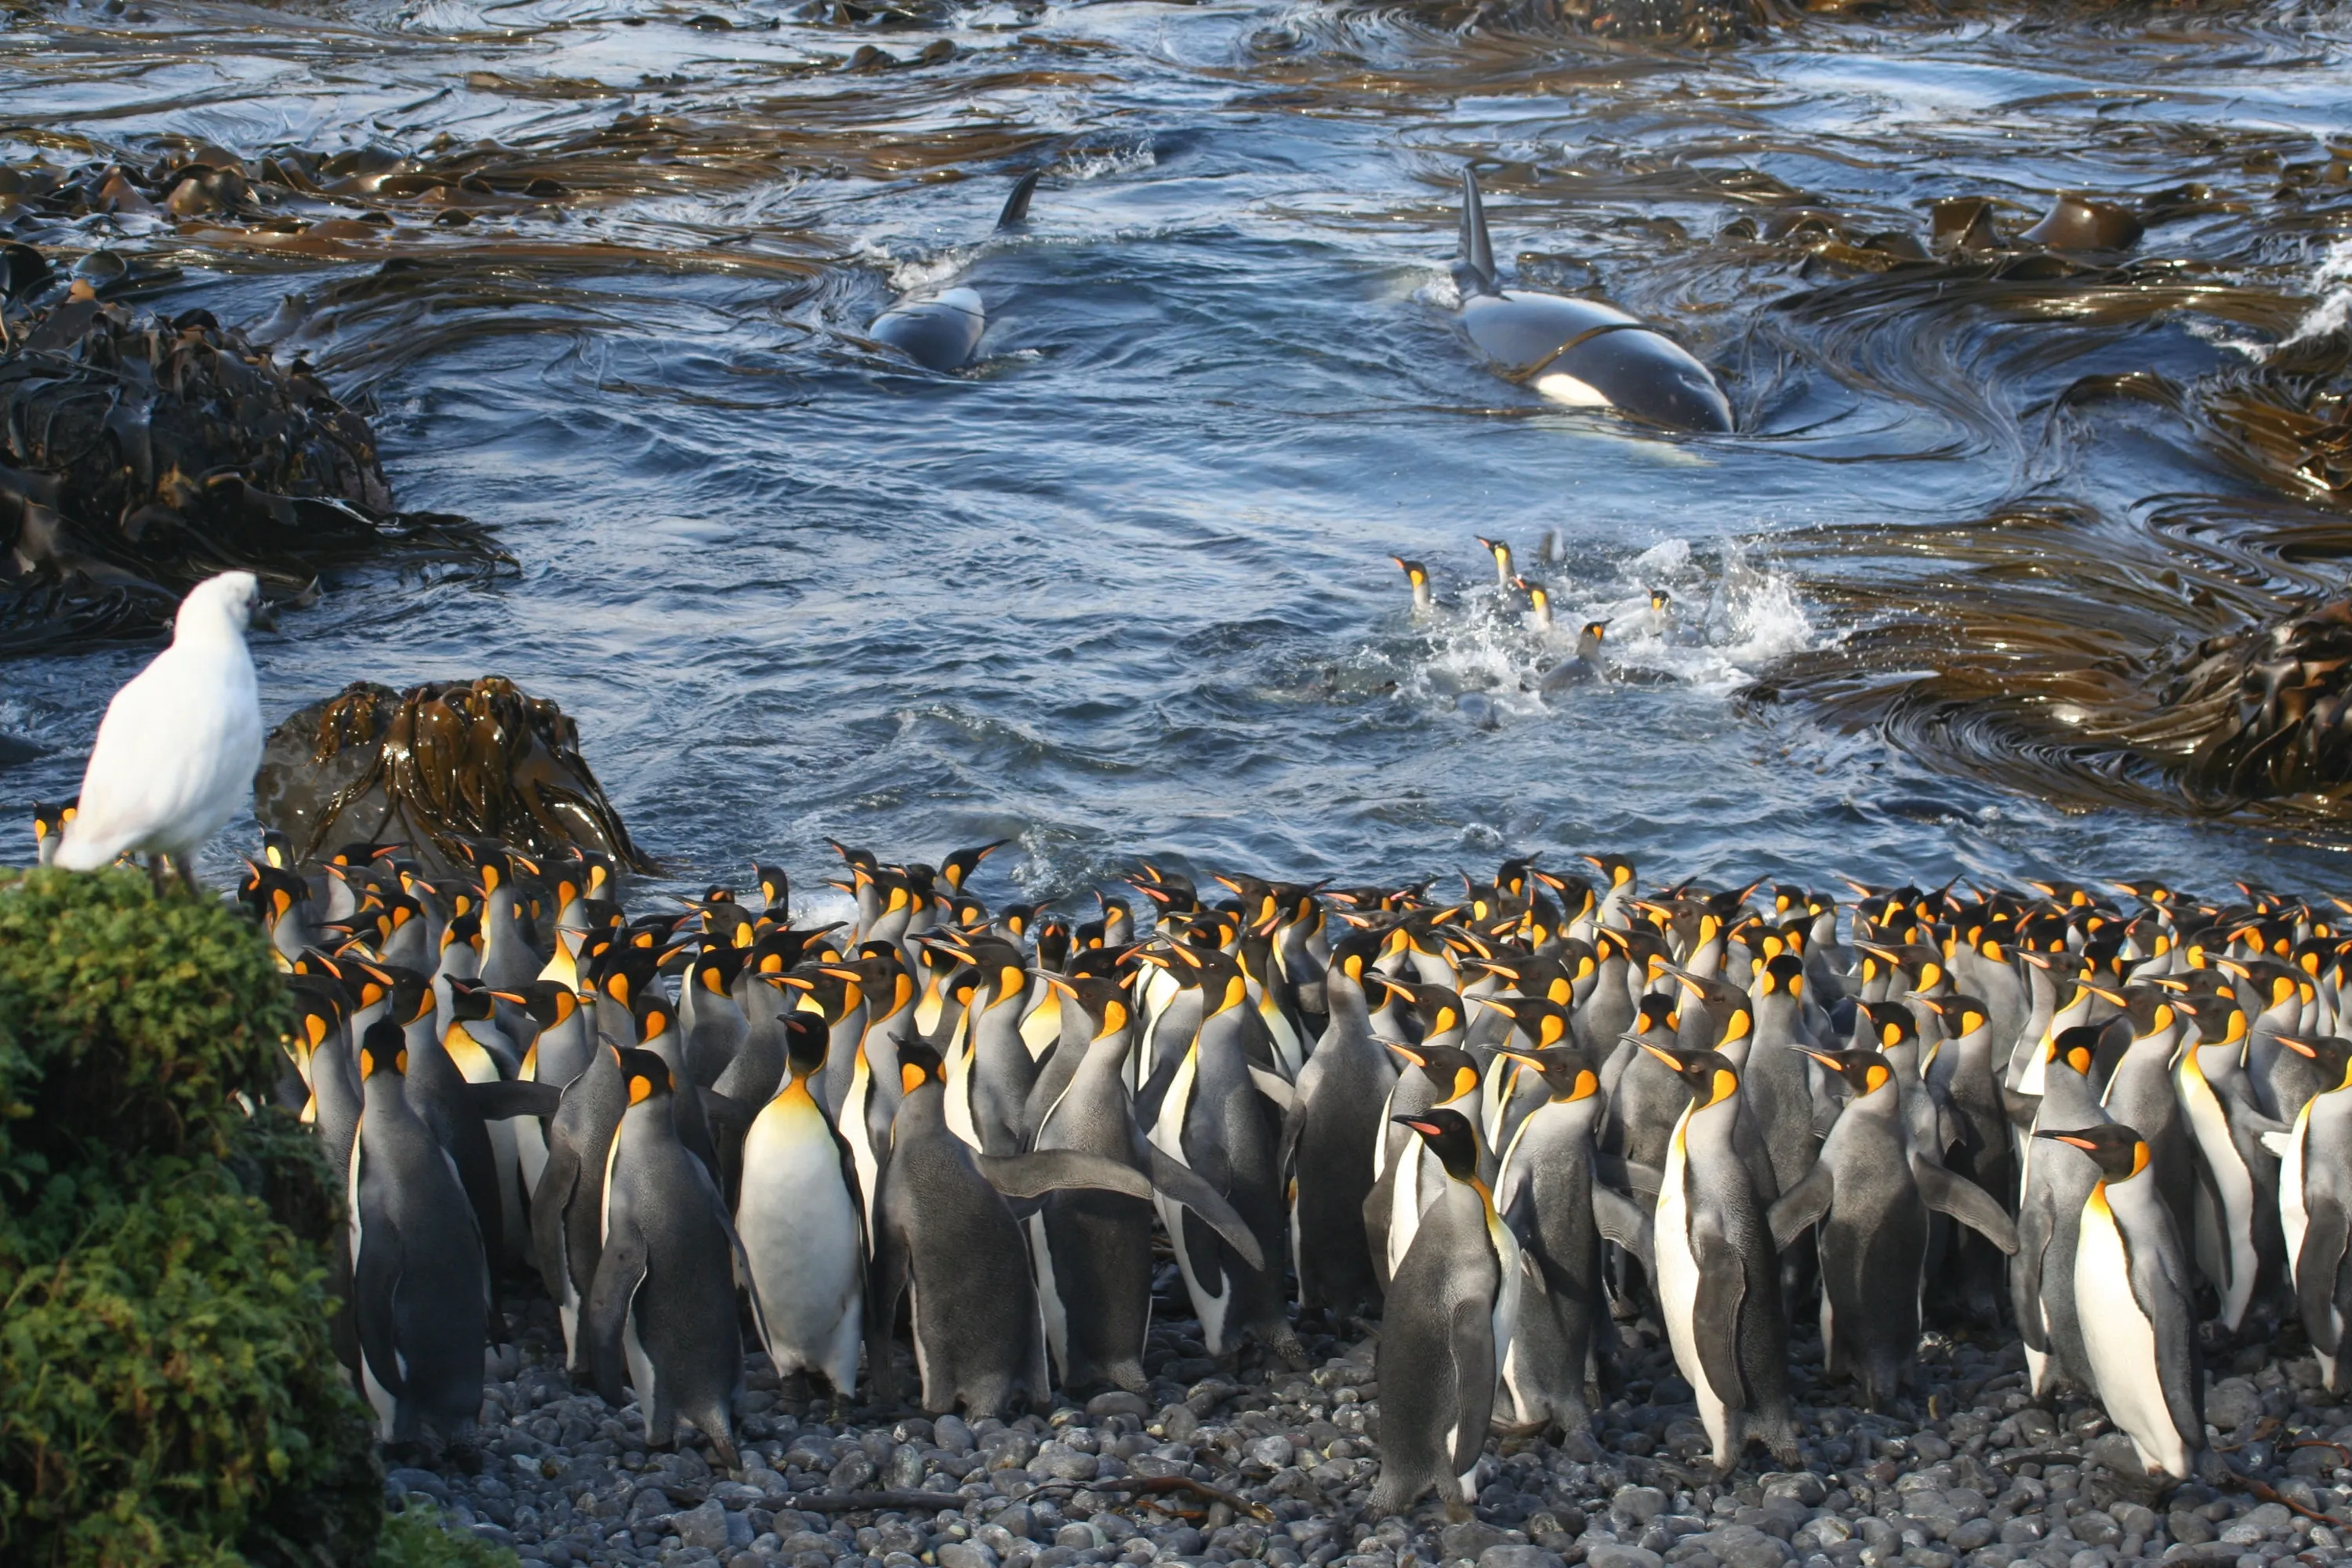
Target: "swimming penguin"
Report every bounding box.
[587,1049,746,1468]
[1282,931,1399,1319]
[866,172,1038,372]
[2271,1034,2352,1392]
[867,1040,1155,1417]
[2038,1123,2206,1480]
[1767,1048,2015,1410]
[1475,535,1514,586]
[349,1022,489,1450]
[1491,1046,1649,1436]
[1512,575,1555,635]
[1392,556,1436,615]
[1537,622,1610,695]
[1367,1109,1520,1522]
[1446,167,1732,434]
[736,1014,866,1400]
[1640,1040,1798,1473]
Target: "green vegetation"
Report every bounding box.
[0,867,508,1567]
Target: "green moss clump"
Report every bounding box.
[0,867,385,1566]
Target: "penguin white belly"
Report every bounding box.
[623,1293,658,1419]
[943,1040,982,1151]
[1653,1121,1730,1458]
[838,1060,883,1232]
[1149,1051,1235,1352]
[2281,1110,2312,1293]
[2074,1197,2188,1478]
[2176,1061,2257,1327]
[514,1115,549,1197]
[1027,1210,1072,1379]
[1385,1144,1439,1278]
[1487,1213,1525,1429]
[739,1101,864,1391]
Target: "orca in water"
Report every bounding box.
[1448,167,1733,434]
[867,172,1039,372]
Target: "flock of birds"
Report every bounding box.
[16,569,2352,1523]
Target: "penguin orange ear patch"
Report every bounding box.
[629,1074,653,1105]
[358,1047,377,1078]
[1102,998,1129,1035]
[900,1062,929,1096]
[394,1049,408,1075]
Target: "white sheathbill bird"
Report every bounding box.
[53,571,273,890]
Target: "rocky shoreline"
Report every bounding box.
[397,1290,2350,1568]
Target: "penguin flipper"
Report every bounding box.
[1143,1142,1267,1271]
[352,1214,408,1403]
[1765,1162,1835,1254]
[529,1137,582,1302]
[698,1087,755,1137]
[1591,1185,1654,1269]
[1690,1229,1752,1410]
[1915,1160,2018,1254]
[977,1149,1154,1204]
[1249,1065,1298,1112]
[469,1080,564,1120]
[1446,1293,1500,1478]
[2299,1194,2351,1357]
[583,1218,649,1410]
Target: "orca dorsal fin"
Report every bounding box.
[996,170,1040,231]
[1454,165,1501,298]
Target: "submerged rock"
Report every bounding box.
[252,676,651,874]
[0,276,506,655]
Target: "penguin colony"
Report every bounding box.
[112,809,2352,1521]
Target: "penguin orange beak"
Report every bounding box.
[1382,1040,1430,1068]
[2082,982,2127,1006]
[2279,1035,2321,1059]
[1494,1048,1544,1073]
[1635,1040,1682,1069]
[1800,1048,1845,1072]
[2036,1131,2103,1152]
[1472,995,1522,1019]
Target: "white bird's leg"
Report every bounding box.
[147,855,172,897]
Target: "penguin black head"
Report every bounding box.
[1802,1047,1893,1099]
[1384,1040,1479,1105]
[1670,969,1753,1048]
[2278,1034,2352,1092]
[358,1019,408,1080]
[1475,994,1573,1051]
[1391,556,1431,590]
[1631,992,1680,1040]
[2163,983,2249,1048]
[1635,1040,1739,1109]
[2084,982,2177,1040]
[492,980,579,1031]
[1393,1107,1480,1182]
[1859,999,1918,1053]
[782,1014,829,1079]
[32,798,78,851]
[941,838,1012,892]
[1328,929,1385,985]
[754,862,791,913]
[1371,976,1465,1040]
[445,977,499,1024]
[1648,587,1672,615]
[1916,993,1988,1039]
[1496,1045,1598,1102]
[2035,1123,2148,1182]
[632,989,677,1045]
[618,1048,673,1106]
[2045,1022,2102,1079]
[897,1038,946,1096]
[390,972,435,1029]
[1755,952,1806,1000]
[1044,972,1132,1040]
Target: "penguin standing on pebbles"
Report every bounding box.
[736,1014,866,1400]
[2272,1034,2352,1392]
[588,1049,746,1468]
[349,1022,488,1450]
[2040,1123,2205,1481]
[1368,1109,1519,1522]
[1640,1041,1798,1472]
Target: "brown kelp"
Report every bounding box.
[252,677,650,875]
[0,273,507,655]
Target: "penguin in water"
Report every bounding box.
[867,172,1039,372]
[588,1049,748,1468]
[1766,1048,2016,1410]
[1639,1040,1798,1473]
[1446,167,1733,434]
[1392,556,1436,615]
[868,1040,1156,1417]
[2270,1034,2352,1392]
[736,1011,866,1401]
[348,1022,488,1450]
[1367,1109,1520,1522]
[1538,622,1610,695]
[2038,1123,2206,1481]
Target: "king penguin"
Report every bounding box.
[1367,1109,1520,1522]
[1282,930,1397,1320]
[737,1011,866,1400]
[1640,1040,1798,1473]
[2272,1033,2352,1392]
[349,1022,489,1450]
[2040,1123,2206,1480]
[588,1049,746,1468]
